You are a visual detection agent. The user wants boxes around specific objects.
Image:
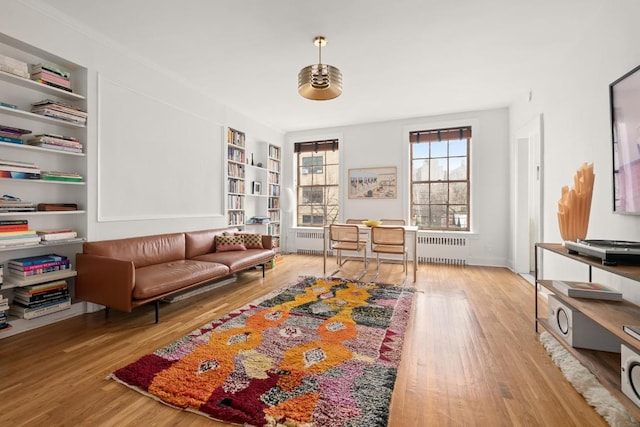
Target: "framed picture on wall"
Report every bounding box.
[348,166,397,199]
[252,181,262,194]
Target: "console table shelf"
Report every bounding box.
[535,243,640,420]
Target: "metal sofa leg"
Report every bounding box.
[155,300,160,324]
[262,263,266,277]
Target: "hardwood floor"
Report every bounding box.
[0,255,609,426]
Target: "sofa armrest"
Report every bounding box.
[75,253,136,312]
[261,234,273,250]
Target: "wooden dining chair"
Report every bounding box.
[329,224,368,279]
[370,226,408,282]
[379,219,406,225]
[345,218,368,224]
[345,218,370,243]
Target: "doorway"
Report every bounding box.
[514,114,543,275]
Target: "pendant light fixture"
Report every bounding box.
[298,36,342,100]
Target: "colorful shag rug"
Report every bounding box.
[109,276,415,427]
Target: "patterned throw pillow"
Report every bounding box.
[238,233,263,249]
[215,235,246,252]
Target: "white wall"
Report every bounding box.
[0,0,284,241]
[510,0,640,300]
[286,108,511,266]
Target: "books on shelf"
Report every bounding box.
[0,195,36,213]
[0,53,29,79]
[9,253,67,268]
[40,171,83,182]
[0,235,41,248]
[0,219,28,231]
[0,124,32,137]
[30,63,72,91]
[0,159,40,180]
[551,280,623,301]
[36,229,78,241]
[10,279,72,319]
[27,134,83,153]
[623,325,640,341]
[31,99,87,125]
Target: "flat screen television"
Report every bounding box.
[610,64,640,214]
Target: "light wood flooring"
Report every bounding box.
[0,255,610,426]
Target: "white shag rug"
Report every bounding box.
[540,331,640,427]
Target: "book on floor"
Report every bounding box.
[551,280,623,301]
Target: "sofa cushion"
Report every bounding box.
[185,228,240,259]
[191,249,274,273]
[215,235,246,252]
[82,233,185,268]
[133,260,230,299]
[237,233,264,249]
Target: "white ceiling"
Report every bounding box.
[37,0,602,133]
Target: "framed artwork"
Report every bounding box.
[252,181,262,194]
[348,166,397,199]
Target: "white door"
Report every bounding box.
[514,115,543,274]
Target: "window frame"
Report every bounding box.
[410,126,471,231]
[295,139,340,227]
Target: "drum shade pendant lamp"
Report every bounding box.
[298,36,342,100]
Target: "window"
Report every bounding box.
[295,139,339,227]
[410,127,471,231]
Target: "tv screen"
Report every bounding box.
[610,64,640,214]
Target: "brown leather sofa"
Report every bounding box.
[75,227,274,322]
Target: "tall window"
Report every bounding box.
[295,139,339,227]
[410,127,471,231]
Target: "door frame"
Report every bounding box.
[514,114,544,273]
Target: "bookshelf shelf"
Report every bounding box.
[0,104,86,128]
[226,128,246,226]
[0,35,88,338]
[267,144,281,254]
[0,69,85,101]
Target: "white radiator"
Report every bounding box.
[417,235,469,265]
[295,230,330,256]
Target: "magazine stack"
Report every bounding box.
[0,195,36,213]
[27,134,83,153]
[0,264,9,332]
[10,279,71,319]
[0,124,32,145]
[31,99,87,126]
[0,159,40,179]
[7,254,72,320]
[30,63,72,92]
[0,220,41,248]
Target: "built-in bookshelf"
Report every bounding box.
[0,33,88,338]
[267,144,281,253]
[226,128,245,226]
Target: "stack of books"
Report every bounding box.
[0,284,10,331]
[36,228,81,245]
[40,171,83,182]
[27,134,83,153]
[30,63,72,92]
[31,99,87,126]
[0,53,29,79]
[0,124,32,145]
[0,220,41,248]
[10,279,71,319]
[0,195,36,213]
[0,159,40,180]
[8,253,71,277]
[552,280,623,301]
